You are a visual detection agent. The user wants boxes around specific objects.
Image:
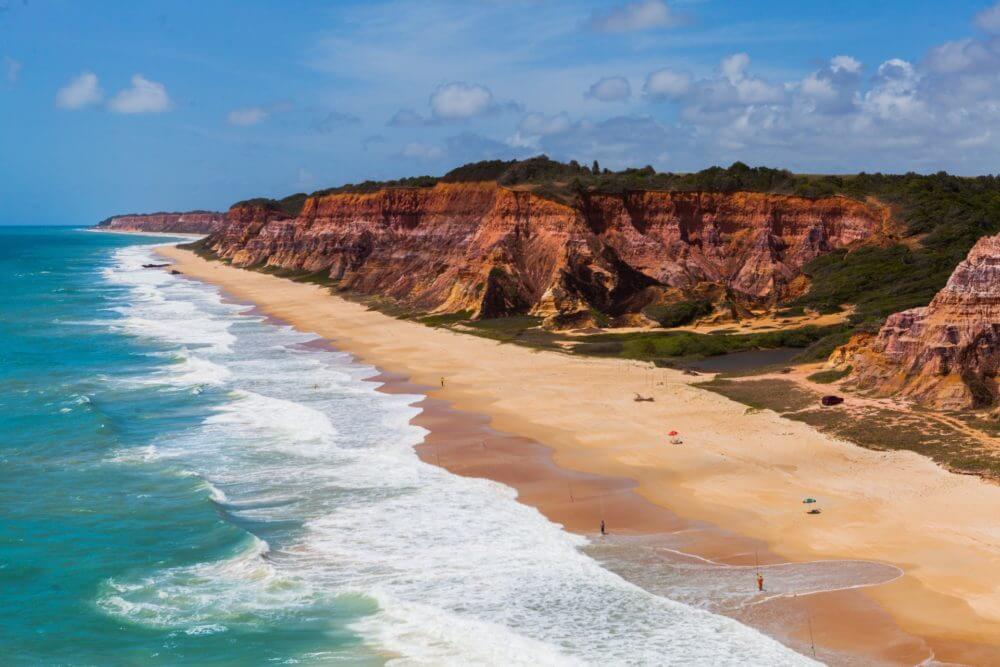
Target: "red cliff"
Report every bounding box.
[206,182,889,326]
[835,233,1000,409]
[98,211,225,234]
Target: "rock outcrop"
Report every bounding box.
[97,211,224,234]
[205,182,889,327]
[835,233,1000,409]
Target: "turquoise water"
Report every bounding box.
[0,228,377,664]
[0,227,813,666]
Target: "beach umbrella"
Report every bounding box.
[668,430,679,436]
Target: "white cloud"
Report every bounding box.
[644,68,691,100]
[55,71,102,109]
[430,82,495,120]
[830,55,862,74]
[720,52,750,83]
[588,0,679,33]
[796,55,862,114]
[108,75,170,114]
[390,82,519,125]
[975,2,1000,33]
[227,107,269,126]
[509,112,572,147]
[862,58,925,121]
[3,56,21,84]
[519,112,572,136]
[585,76,631,101]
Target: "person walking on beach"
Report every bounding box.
[440,376,445,388]
[600,520,606,535]
[756,572,764,592]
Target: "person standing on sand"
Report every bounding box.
[757,573,764,592]
[600,520,606,535]
[440,376,445,388]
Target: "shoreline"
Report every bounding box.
[85,228,208,239]
[157,243,1000,665]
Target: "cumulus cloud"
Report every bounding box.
[587,0,680,33]
[390,82,519,126]
[227,107,269,126]
[830,55,862,74]
[861,58,924,121]
[55,71,102,109]
[508,112,572,147]
[975,2,1000,33]
[585,76,631,102]
[3,56,20,84]
[797,55,862,114]
[644,68,691,100]
[108,75,170,114]
[431,82,494,119]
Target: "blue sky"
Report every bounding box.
[2,0,999,225]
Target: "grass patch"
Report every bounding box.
[572,324,841,362]
[178,236,218,261]
[701,377,1000,479]
[642,299,714,328]
[699,378,818,413]
[806,366,852,384]
[418,311,473,327]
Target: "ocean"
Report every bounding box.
[0,227,815,665]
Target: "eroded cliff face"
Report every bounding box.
[98,211,225,234]
[835,234,1000,410]
[206,182,888,326]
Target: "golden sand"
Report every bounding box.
[159,245,1000,664]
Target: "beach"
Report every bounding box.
[159,244,1000,665]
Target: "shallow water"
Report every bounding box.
[1,227,822,665]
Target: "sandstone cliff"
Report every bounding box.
[205,182,889,326]
[835,233,1000,409]
[97,211,224,234]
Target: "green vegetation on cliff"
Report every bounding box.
[219,157,1000,363]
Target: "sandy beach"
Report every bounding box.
[159,244,1000,665]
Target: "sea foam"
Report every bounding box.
[97,244,814,665]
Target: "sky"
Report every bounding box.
[2,0,1000,225]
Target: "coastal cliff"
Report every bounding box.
[98,211,224,234]
[204,182,889,326]
[834,233,1000,409]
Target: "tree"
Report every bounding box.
[592,160,600,175]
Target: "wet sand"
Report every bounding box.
[158,244,1000,665]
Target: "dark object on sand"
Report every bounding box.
[821,395,844,406]
[803,497,817,504]
[170,270,182,275]
[807,508,822,515]
[682,369,700,376]
[634,393,654,402]
[142,263,170,268]
[779,368,793,374]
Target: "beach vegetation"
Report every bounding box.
[642,299,714,328]
[806,366,853,384]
